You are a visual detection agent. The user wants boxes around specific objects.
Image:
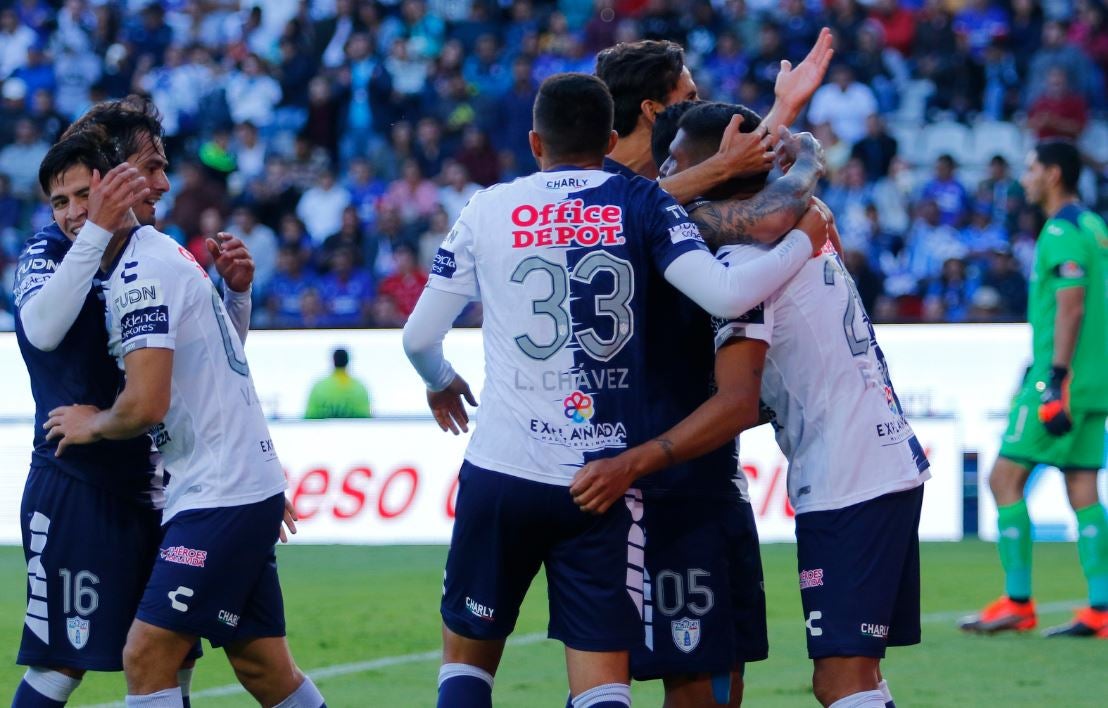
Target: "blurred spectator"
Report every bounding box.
[377,243,428,326]
[229,206,278,294]
[171,162,228,239]
[850,115,898,182]
[414,117,447,180]
[924,257,977,322]
[455,124,501,186]
[1070,0,1108,73]
[371,206,418,276]
[0,119,49,199]
[807,64,877,144]
[29,88,69,144]
[345,158,387,229]
[1027,67,1089,140]
[186,206,223,271]
[843,248,884,316]
[335,32,393,164]
[304,347,372,419]
[1009,0,1044,75]
[871,0,916,57]
[381,159,439,224]
[823,158,874,243]
[496,56,539,171]
[0,8,36,79]
[980,248,1029,318]
[125,3,173,66]
[1027,20,1098,105]
[981,39,1022,120]
[960,204,1009,255]
[317,247,375,327]
[419,206,451,270]
[978,155,1024,229]
[232,122,267,184]
[953,0,1009,60]
[12,42,55,107]
[896,200,969,292]
[439,160,480,223]
[319,206,367,271]
[266,246,317,327]
[779,0,821,62]
[920,155,970,227]
[297,169,351,245]
[0,173,20,256]
[225,54,282,129]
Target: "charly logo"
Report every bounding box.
[563,391,595,424]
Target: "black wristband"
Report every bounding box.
[1049,365,1069,385]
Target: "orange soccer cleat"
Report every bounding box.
[957,596,1038,634]
[1043,607,1108,638]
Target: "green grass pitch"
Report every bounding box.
[0,541,1102,706]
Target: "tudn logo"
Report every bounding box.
[563,391,595,424]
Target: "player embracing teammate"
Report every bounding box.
[13,97,322,707]
[403,72,825,708]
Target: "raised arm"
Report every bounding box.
[690,132,824,250]
[18,164,148,350]
[207,233,255,343]
[761,27,834,136]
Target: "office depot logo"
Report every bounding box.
[511,200,625,248]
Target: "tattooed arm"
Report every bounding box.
[569,337,769,513]
[690,131,824,250]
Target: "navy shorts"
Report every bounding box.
[17,466,203,671]
[631,492,768,681]
[442,461,641,652]
[796,485,924,660]
[136,493,286,648]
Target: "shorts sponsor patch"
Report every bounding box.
[160,545,207,568]
[799,568,824,590]
[860,622,889,639]
[121,305,169,344]
[432,248,457,278]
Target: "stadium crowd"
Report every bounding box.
[0,0,1105,329]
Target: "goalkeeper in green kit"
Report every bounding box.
[960,140,1108,638]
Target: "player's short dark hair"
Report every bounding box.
[333,348,350,369]
[651,100,701,169]
[532,72,613,161]
[61,95,165,163]
[1034,139,1082,193]
[596,40,686,137]
[38,126,119,197]
[677,101,768,195]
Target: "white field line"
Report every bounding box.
[79,600,1082,706]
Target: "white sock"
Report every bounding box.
[273,676,326,708]
[176,669,193,698]
[877,679,894,705]
[124,687,184,707]
[24,667,82,702]
[438,662,494,690]
[572,683,631,708]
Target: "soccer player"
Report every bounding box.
[595,32,832,247]
[959,140,1108,638]
[593,38,829,706]
[402,73,825,708]
[40,133,322,707]
[571,101,931,708]
[12,99,257,707]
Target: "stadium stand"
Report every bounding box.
[2,0,1106,328]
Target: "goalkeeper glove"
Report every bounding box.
[1038,366,1073,436]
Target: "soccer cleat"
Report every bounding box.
[1042,607,1108,638]
[957,596,1037,633]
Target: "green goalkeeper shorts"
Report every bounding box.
[998,383,1108,471]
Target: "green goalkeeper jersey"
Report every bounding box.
[1028,202,1108,412]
